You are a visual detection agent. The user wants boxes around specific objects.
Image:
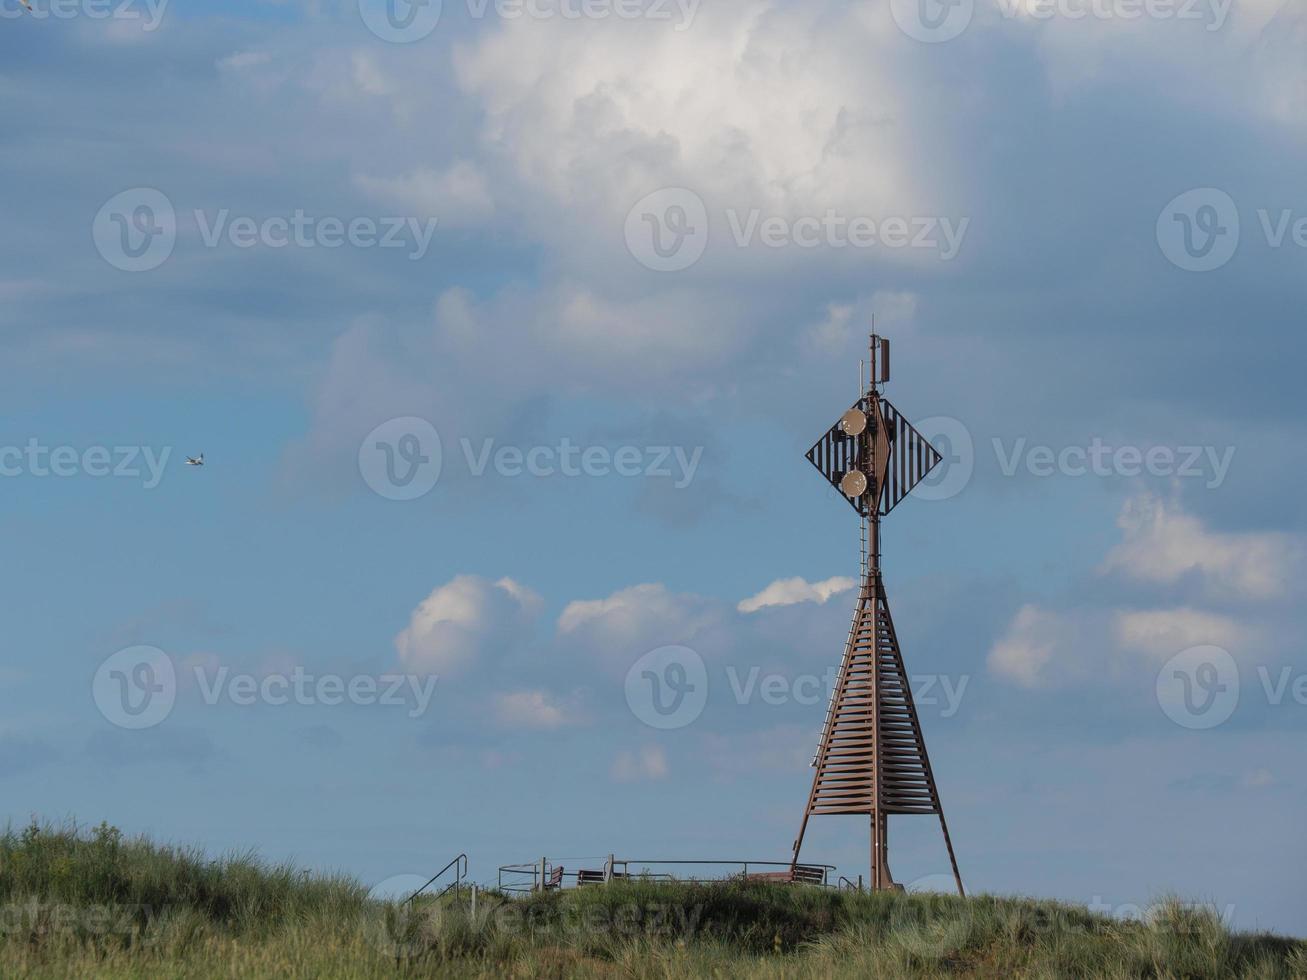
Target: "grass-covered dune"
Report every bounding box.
[1,822,1302,978]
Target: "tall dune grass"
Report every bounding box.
[1,820,1302,978]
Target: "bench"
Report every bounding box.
[742,865,827,885]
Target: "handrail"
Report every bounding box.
[614,859,836,870]
[496,857,839,892]
[404,853,468,904]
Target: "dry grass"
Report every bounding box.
[1,821,1303,978]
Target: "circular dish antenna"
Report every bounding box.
[839,409,867,436]
[839,470,868,498]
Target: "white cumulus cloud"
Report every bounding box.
[354,161,495,226]
[738,576,855,613]
[610,745,668,782]
[1112,607,1249,662]
[395,575,542,676]
[1100,493,1299,601]
[492,690,576,730]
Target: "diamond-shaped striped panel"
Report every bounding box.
[876,398,942,517]
[804,396,873,517]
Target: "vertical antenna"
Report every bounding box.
[870,315,876,391]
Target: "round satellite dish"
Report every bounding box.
[839,409,867,436]
[840,470,868,498]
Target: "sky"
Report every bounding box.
[1,0,1305,937]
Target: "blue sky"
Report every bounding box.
[2,0,1305,937]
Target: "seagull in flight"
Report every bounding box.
[16,0,32,10]
[185,453,204,467]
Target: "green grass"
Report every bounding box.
[1,821,1303,978]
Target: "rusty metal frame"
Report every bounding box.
[792,334,963,896]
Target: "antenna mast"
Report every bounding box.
[793,331,963,895]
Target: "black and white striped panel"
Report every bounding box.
[876,397,942,516]
[805,397,872,516]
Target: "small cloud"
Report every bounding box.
[1100,493,1299,601]
[988,604,1070,688]
[351,51,393,97]
[738,576,854,614]
[610,745,668,783]
[801,292,917,356]
[492,690,577,730]
[354,162,494,225]
[395,575,541,677]
[218,51,272,73]
[556,583,719,662]
[1112,608,1248,662]
[1242,768,1274,788]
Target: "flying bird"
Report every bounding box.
[17,0,32,10]
[185,454,204,467]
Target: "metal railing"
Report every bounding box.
[405,853,468,904]
[497,857,837,892]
